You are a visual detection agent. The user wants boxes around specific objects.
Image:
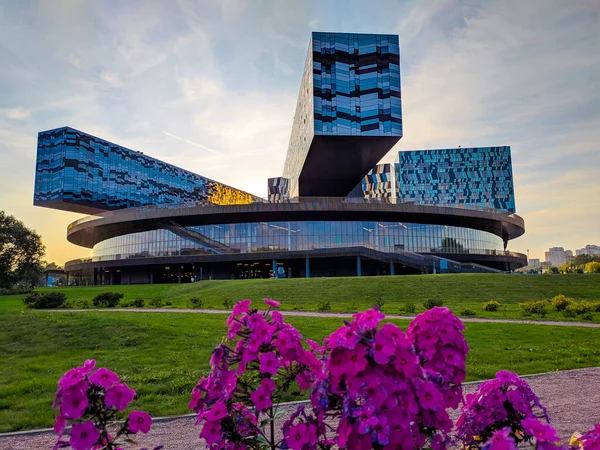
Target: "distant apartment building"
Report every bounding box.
[545,247,573,266]
[575,245,600,256]
[529,258,541,267]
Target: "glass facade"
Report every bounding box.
[347,163,394,200]
[91,221,504,261]
[283,32,403,197]
[312,32,402,136]
[395,147,516,213]
[267,177,290,203]
[34,127,262,213]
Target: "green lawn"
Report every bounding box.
[1,310,600,432]
[2,273,600,322]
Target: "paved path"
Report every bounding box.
[2,368,599,449]
[50,308,600,328]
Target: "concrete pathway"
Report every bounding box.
[50,308,600,328]
[2,368,599,449]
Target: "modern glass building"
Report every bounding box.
[33,32,526,285]
[395,146,516,213]
[283,32,403,198]
[34,127,261,214]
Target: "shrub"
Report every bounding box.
[562,306,577,318]
[551,294,573,311]
[190,297,204,308]
[316,299,331,312]
[222,298,233,310]
[581,312,594,321]
[402,302,417,314]
[594,302,600,313]
[519,300,548,317]
[483,300,501,312]
[423,297,443,309]
[76,299,91,309]
[92,292,124,308]
[120,300,132,308]
[165,300,173,306]
[132,298,145,308]
[22,292,66,309]
[0,286,34,296]
[149,298,164,308]
[460,308,477,316]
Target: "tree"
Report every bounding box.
[585,261,600,273]
[0,211,45,289]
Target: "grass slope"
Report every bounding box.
[1,310,599,432]
[2,273,600,321]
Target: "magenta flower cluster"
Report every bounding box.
[51,300,600,450]
[189,298,321,449]
[52,360,155,450]
[456,370,550,447]
[281,306,469,450]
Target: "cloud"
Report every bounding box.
[0,0,597,264]
[161,131,222,155]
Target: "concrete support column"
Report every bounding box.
[178,266,182,284]
[66,273,70,286]
[93,268,97,286]
[149,268,154,284]
[45,273,49,287]
[199,266,203,281]
[305,257,310,279]
[357,256,362,277]
[108,269,112,286]
[390,262,395,276]
[272,260,277,278]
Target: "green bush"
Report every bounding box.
[551,294,573,311]
[483,300,501,312]
[76,299,91,309]
[0,286,34,296]
[190,297,204,308]
[222,299,233,310]
[165,301,173,307]
[92,292,124,308]
[120,300,132,308]
[562,307,577,318]
[460,308,477,316]
[402,303,417,314]
[22,292,66,309]
[132,298,145,308]
[593,302,600,313]
[570,301,595,315]
[423,298,443,310]
[581,312,594,321]
[373,300,385,311]
[149,298,164,308]
[317,299,332,312]
[519,300,549,317]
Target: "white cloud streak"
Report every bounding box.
[161,131,222,154]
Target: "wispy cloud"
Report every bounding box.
[0,0,597,264]
[161,131,222,154]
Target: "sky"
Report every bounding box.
[0,0,599,264]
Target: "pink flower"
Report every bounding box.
[285,423,309,449]
[521,418,559,442]
[482,428,518,450]
[58,367,85,389]
[200,420,222,445]
[129,410,152,434]
[227,320,242,339]
[416,380,443,410]
[232,299,251,316]
[105,383,136,410]
[60,389,88,419]
[373,332,396,365]
[347,345,368,374]
[271,310,284,326]
[189,387,202,410]
[53,415,66,435]
[70,420,100,450]
[89,368,119,388]
[246,313,267,330]
[250,380,275,411]
[205,401,228,421]
[264,298,280,308]
[259,352,281,375]
[82,360,96,373]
